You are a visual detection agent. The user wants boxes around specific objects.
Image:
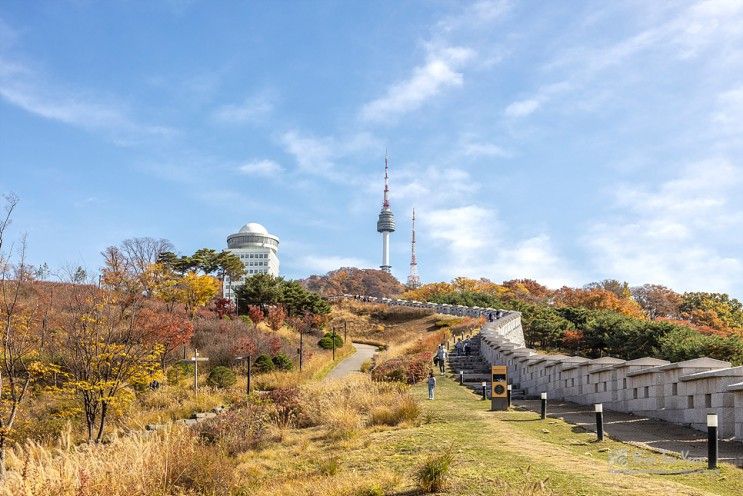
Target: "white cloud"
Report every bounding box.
[584,158,743,292]
[280,130,380,181]
[212,92,274,123]
[296,255,373,274]
[437,0,511,32]
[460,140,509,158]
[421,205,578,287]
[360,46,475,123]
[237,159,283,177]
[504,98,540,118]
[503,82,571,118]
[0,52,172,144]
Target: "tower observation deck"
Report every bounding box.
[376,153,395,273]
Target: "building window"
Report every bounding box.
[594,383,599,393]
[687,395,694,408]
[623,378,627,388]
[633,388,638,399]
[586,375,589,383]
[672,383,678,395]
[705,394,712,408]
[571,378,575,387]
[644,386,649,398]
[603,382,607,392]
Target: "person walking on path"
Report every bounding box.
[436,345,447,375]
[427,371,437,400]
[464,341,470,356]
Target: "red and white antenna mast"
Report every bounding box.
[407,208,421,288]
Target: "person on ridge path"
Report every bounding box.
[427,371,437,400]
[436,344,447,375]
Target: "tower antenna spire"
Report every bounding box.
[383,149,390,209]
[376,151,395,273]
[407,208,421,288]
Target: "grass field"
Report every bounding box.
[237,372,743,496]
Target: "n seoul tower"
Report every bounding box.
[376,152,395,273]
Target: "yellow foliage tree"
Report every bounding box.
[178,272,220,318]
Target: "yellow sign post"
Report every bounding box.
[491,365,508,411]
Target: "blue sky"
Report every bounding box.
[1,1,742,297]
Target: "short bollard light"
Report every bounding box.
[481,381,487,400]
[707,413,718,470]
[506,384,512,408]
[595,403,604,441]
[540,392,547,419]
[459,370,464,384]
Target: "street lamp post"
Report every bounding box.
[235,355,252,396]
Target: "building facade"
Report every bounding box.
[222,222,280,300]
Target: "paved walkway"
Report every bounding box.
[325,343,378,379]
[516,399,743,466]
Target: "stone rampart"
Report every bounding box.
[352,295,743,441]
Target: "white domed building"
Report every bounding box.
[223,222,280,300]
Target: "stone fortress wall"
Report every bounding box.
[352,295,743,441]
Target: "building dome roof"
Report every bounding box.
[238,223,269,235]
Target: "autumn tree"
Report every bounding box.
[680,292,743,331]
[267,305,287,332]
[0,194,49,479]
[138,305,194,368]
[178,272,220,318]
[584,279,632,299]
[56,282,162,442]
[631,284,682,320]
[212,297,236,319]
[553,286,645,319]
[301,267,404,298]
[247,305,264,328]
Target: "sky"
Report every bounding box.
[1,0,742,298]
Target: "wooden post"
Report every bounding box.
[184,349,209,393]
[299,329,304,372]
[332,325,336,361]
[247,355,252,395]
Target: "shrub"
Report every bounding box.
[371,352,432,384]
[206,366,236,388]
[318,332,344,349]
[324,407,362,440]
[194,405,271,455]
[166,363,193,384]
[254,354,275,373]
[416,451,453,493]
[369,396,420,426]
[267,387,302,429]
[272,353,293,371]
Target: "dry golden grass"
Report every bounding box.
[2,425,235,496]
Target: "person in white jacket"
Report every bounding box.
[436,345,447,375]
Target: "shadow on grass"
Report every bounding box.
[501,418,542,422]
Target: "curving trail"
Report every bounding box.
[325,343,378,379]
